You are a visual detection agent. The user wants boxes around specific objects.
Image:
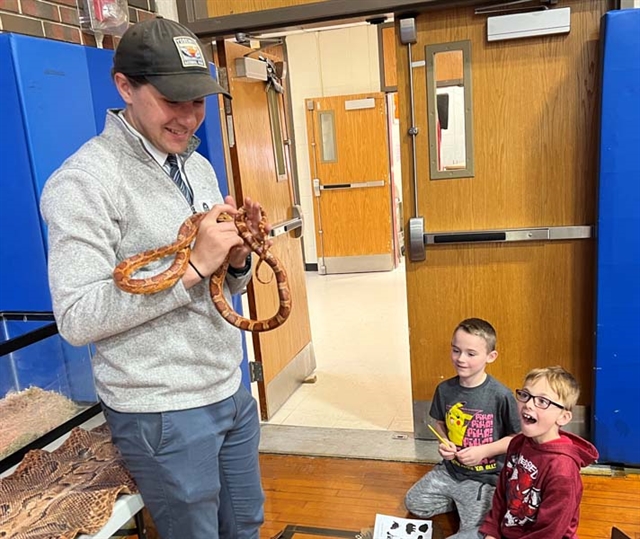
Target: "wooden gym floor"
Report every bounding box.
[259,455,640,539]
[139,453,640,539]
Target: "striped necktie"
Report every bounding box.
[166,154,194,205]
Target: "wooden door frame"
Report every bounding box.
[180,0,491,39]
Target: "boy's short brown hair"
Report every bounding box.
[455,318,497,352]
[523,366,580,411]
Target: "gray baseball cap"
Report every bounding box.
[113,17,231,102]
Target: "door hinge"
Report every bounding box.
[226,115,235,148]
[218,67,229,93]
[249,361,264,383]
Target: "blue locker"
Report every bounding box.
[594,9,640,466]
[0,35,51,312]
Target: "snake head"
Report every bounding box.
[216,212,234,223]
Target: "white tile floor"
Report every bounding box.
[249,263,414,432]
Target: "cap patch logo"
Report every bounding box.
[173,36,206,69]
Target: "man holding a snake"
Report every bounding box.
[40,17,266,539]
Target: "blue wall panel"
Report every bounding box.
[85,46,124,132]
[1,35,106,401]
[0,35,51,312]
[9,34,98,232]
[197,65,231,200]
[594,9,640,466]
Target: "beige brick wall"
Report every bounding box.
[0,0,157,48]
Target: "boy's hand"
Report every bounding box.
[438,440,458,460]
[455,445,487,466]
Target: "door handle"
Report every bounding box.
[269,205,304,239]
[312,178,384,196]
[269,217,303,238]
[424,226,593,245]
[322,183,352,190]
[432,232,506,244]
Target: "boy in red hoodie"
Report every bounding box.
[479,366,599,539]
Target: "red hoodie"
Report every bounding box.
[479,431,599,539]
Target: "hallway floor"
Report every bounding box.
[252,264,413,432]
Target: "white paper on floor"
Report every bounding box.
[373,514,433,539]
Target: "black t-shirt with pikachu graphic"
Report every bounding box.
[430,375,521,486]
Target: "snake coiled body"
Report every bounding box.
[113,208,291,332]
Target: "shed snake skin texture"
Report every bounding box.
[0,425,137,539]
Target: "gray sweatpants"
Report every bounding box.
[404,463,493,539]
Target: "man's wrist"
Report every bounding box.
[229,245,251,267]
[188,259,205,280]
[227,255,252,277]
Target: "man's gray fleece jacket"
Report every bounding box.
[40,110,252,413]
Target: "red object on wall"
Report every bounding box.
[93,0,107,21]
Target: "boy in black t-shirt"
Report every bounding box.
[405,318,520,539]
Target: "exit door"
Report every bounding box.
[399,1,611,438]
[305,93,395,275]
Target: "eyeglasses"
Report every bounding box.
[515,389,565,410]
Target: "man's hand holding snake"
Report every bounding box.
[185,203,243,286]
[225,196,271,269]
[114,198,290,332]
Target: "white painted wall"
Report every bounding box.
[437,86,467,169]
[155,0,179,21]
[286,24,381,264]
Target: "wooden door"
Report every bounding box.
[305,93,394,274]
[218,40,315,419]
[398,1,611,438]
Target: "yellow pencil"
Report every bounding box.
[428,424,450,445]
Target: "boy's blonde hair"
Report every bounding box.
[454,318,497,352]
[524,366,580,411]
